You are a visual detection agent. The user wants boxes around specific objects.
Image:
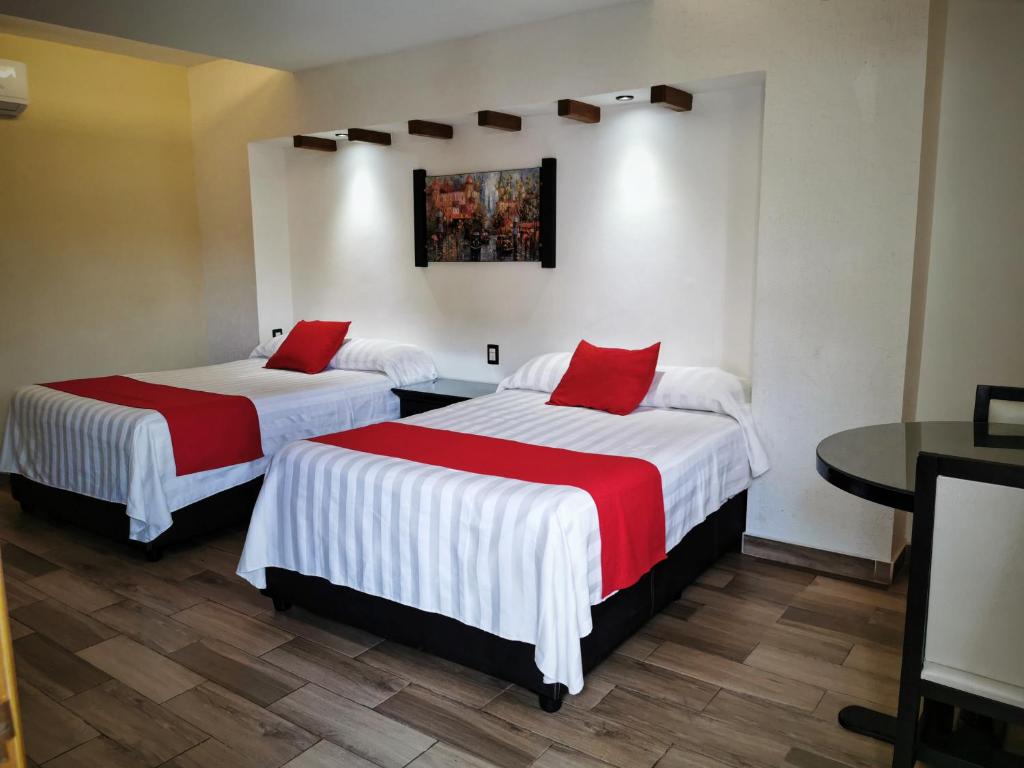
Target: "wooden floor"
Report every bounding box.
[0,482,906,768]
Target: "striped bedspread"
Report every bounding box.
[0,359,399,542]
[237,389,756,693]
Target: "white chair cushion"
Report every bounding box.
[925,476,1024,693]
[989,398,1024,426]
[922,661,1024,710]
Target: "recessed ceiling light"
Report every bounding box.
[615,94,634,102]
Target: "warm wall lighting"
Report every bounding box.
[615,94,634,102]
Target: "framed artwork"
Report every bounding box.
[414,158,555,268]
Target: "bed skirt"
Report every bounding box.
[10,473,261,560]
[265,490,747,712]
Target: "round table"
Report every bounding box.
[815,420,1024,743]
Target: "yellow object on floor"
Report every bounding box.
[0,553,26,767]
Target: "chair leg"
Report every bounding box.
[891,690,920,768]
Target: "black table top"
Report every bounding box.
[816,421,1024,511]
[392,378,498,399]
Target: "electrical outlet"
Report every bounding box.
[272,328,283,337]
[487,344,499,365]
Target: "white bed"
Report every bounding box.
[1,357,410,542]
[238,381,765,694]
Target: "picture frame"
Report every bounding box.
[414,158,555,268]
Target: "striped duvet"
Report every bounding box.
[237,389,757,693]
[0,359,398,542]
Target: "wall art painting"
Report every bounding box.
[413,159,555,267]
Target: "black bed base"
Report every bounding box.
[266,490,747,712]
[10,473,262,561]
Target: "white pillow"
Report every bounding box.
[329,338,437,386]
[499,353,769,477]
[642,366,769,476]
[249,334,287,359]
[500,354,747,407]
[640,366,746,409]
[496,352,572,394]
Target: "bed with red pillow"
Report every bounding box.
[238,342,768,710]
[1,323,437,557]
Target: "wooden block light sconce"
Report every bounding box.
[292,135,337,151]
[650,84,693,112]
[408,120,453,139]
[293,129,393,150]
[477,110,522,132]
[557,99,600,124]
[345,128,392,145]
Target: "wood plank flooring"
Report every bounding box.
[0,483,906,768]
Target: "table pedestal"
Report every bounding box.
[838,705,897,744]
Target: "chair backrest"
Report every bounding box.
[926,473,1024,688]
[912,454,1024,699]
[974,385,1024,426]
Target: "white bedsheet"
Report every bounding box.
[0,359,399,541]
[237,389,756,694]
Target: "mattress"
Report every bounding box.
[0,359,399,541]
[237,388,755,693]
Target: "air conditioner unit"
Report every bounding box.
[0,60,28,117]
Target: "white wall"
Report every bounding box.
[190,0,930,565]
[268,84,763,382]
[911,0,1024,421]
[249,143,294,342]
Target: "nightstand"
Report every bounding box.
[392,378,498,418]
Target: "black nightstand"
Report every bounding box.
[392,378,498,418]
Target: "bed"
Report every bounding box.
[1,336,437,558]
[237,354,768,710]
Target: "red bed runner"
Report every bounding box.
[43,375,263,476]
[314,422,666,596]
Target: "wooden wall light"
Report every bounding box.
[557,99,600,124]
[346,128,392,145]
[650,84,693,112]
[477,110,522,132]
[292,135,337,151]
[409,120,453,139]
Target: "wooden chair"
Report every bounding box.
[893,452,1024,768]
[974,385,1024,425]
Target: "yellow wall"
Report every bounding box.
[0,33,206,433]
[187,59,296,362]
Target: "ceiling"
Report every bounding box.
[0,0,637,71]
[0,14,213,66]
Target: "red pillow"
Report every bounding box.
[548,340,661,415]
[266,321,351,374]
